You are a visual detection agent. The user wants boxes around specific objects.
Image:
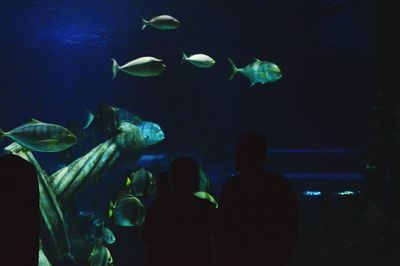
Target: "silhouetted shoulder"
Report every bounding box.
[0,154,39,265]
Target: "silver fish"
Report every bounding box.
[111,57,166,79]
[141,15,180,30]
[228,58,282,86]
[0,119,77,152]
[89,243,113,266]
[126,168,156,197]
[109,193,145,227]
[87,219,116,245]
[182,53,216,68]
[101,227,116,245]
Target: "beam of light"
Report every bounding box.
[51,21,109,47]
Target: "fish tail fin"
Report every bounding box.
[141,18,149,30]
[181,52,188,64]
[111,59,119,79]
[228,58,239,81]
[0,129,3,139]
[83,109,94,129]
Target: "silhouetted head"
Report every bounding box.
[169,156,200,194]
[235,132,267,173]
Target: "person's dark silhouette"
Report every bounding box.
[155,170,173,197]
[216,132,298,266]
[142,156,216,266]
[0,154,39,264]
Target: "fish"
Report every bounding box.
[111,57,166,79]
[135,118,165,146]
[199,168,211,192]
[101,227,116,245]
[85,103,120,134]
[141,15,180,30]
[0,119,77,152]
[89,243,113,266]
[194,191,218,208]
[182,53,216,68]
[228,58,282,86]
[84,109,95,130]
[86,218,116,245]
[85,104,164,145]
[118,108,137,124]
[108,193,145,227]
[126,168,156,197]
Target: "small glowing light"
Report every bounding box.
[303,191,321,196]
[337,190,360,196]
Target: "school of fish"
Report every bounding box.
[112,14,282,87]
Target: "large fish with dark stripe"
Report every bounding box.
[136,120,165,146]
[228,58,282,86]
[117,110,165,146]
[0,119,77,152]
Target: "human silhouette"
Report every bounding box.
[216,132,298,266]
[142,156,216,266]
[0,154,39,264]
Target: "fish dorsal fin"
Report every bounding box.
[126,177,132,188]
[30,119,42,124]
[108,201,115,218]
[254,58,261,62]
[132,115,142,125]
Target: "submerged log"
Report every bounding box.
[50,122,145,202]
[4,142,71,262]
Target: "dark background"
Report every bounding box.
[0,0,376,154]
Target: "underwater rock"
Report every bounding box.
[50,122,145,202]
[4,142,71,263]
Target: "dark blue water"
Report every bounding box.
[0,1,376,265]
[0,0,375,153]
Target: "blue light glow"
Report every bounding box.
[303,191,321,196]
